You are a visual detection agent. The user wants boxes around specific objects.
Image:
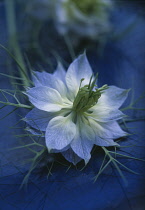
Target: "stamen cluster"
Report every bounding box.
[73,75,108,113]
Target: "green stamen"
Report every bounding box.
[73,75,108,113]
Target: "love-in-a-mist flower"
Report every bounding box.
[25,53,129,164]
[53,0,112,39]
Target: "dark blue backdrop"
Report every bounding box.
[0,1,145,209]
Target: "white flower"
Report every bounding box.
[25,53,129,164]
[53,0,112,39]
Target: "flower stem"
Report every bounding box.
[0,101,32,109]
[5,0,30,87]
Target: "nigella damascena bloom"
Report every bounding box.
[53,0,112,39]
[25,53,129,164]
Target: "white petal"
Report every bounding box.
[53,78,70,101]
[94,136,119,147]
[52,145,70,153]
[25,108,54,131]
[32,71,69,99]
[66,52,93,97]
[53,62,66,83]
[62,149,82,165]
[32,71,54,87]
[89,118,127,146]
[89,107,126,122]
[45,115,76,150]
[71,118,95,164]
[26,86,63,112]
[98,86,130,109]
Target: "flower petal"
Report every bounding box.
[52,145,70,154]
[32,71,69,99]
[45,116,76,150]
[53,62,66,83]
[25,108,54,131]
[89,118,127,146]
[32,71,54,87]
[89,107,126,122]
[26,86,63,112]
[25,127,44,137]
[98,86,130,109]
[94,136,119,147]
[66,52,93,97]
[62,149,82,165]
[71,118,95,164]
[52,78,70,101]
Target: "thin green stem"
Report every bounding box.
[64,34,75,61]
[121,107,145,111]
[109,151,145,162]
[102,147,127,183]
[5,0,29,87]
[0,101,32,109]
[94,159,112,182]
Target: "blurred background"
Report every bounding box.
[0,0,145,209]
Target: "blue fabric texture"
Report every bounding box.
[0,1,145,209]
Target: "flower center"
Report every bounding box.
[72,74,108,113]
[70,0,109,15]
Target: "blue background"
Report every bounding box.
[0,1,145,209]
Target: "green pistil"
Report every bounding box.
[73,75,108,113]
